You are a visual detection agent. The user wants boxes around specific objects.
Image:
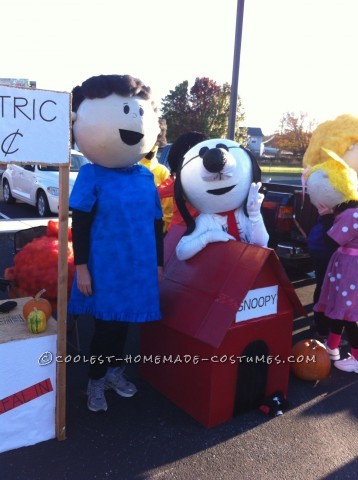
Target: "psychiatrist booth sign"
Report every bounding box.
[235,285,278,323]
[0,84,70,165]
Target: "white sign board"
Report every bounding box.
[0,85,71,165]
[235,285,278,323]
[0,335,57,453]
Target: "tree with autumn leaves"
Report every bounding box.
[272,112,316,159]
[160,78,316,163]
[160,77,247,144]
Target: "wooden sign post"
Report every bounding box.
[0,84,71,441]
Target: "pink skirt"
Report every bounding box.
[314,247,358,322]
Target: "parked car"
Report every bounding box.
[2,149,89,217]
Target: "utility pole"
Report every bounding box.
[227,0,245,140]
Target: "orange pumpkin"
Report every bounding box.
[23,289,52,321]
[290,339,331,381]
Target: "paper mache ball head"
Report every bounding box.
[71,74,161,168]
[303,114,358,173]
[176,138,262,215]
[290,339,331,381]
[174,138,269,261]
[304,148,358,212]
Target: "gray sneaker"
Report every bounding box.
[87,377,108,412]
[105,366,137,398]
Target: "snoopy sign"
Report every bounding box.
[0,84,70,165]
[235,285,278,323]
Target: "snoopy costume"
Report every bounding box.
[174,139,269,260]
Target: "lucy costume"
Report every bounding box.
[314,208,358,322]
[68,163,163,322]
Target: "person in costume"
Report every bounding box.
[139,145,173,234]
[68,74,163,412]
[304,148,358,373]
[173,138,269,260]
[303,114,358,339]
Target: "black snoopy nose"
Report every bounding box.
[200,146,230,173]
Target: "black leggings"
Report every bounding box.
[89,319,129,379]
[330,320,358,349]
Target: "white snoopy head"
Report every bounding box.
[176,138,261,215]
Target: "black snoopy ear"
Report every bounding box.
[240,145,262,183]
[239,146,262,217]
[174,162,196,236]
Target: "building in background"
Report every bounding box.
[0,78,36,87]
[247,127,264,157]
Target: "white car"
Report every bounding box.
[2,150,89,217]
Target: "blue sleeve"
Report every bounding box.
[69,164,97,212]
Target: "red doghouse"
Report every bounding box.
[140,227,305,428]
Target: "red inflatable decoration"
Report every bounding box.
[4,221,75,312]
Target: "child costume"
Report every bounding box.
[139,147,173,233]
[68,74,163,411]
[303,114,358,339]
[314,208,358,323]
[305,148,358,373]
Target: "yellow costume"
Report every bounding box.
[140,146,173,233]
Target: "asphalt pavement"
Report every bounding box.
[0,229,357,480]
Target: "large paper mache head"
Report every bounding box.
[304,148,358,210]
[174,138,261,234]
[71,74,160,168]
[303,114,358,173]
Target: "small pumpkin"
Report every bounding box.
[290,339,331,381]
[27,308,47,334]
[23,289,52,321]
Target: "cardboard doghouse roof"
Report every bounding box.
[161,229,306,349]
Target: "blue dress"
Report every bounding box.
[67,163,162,322]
